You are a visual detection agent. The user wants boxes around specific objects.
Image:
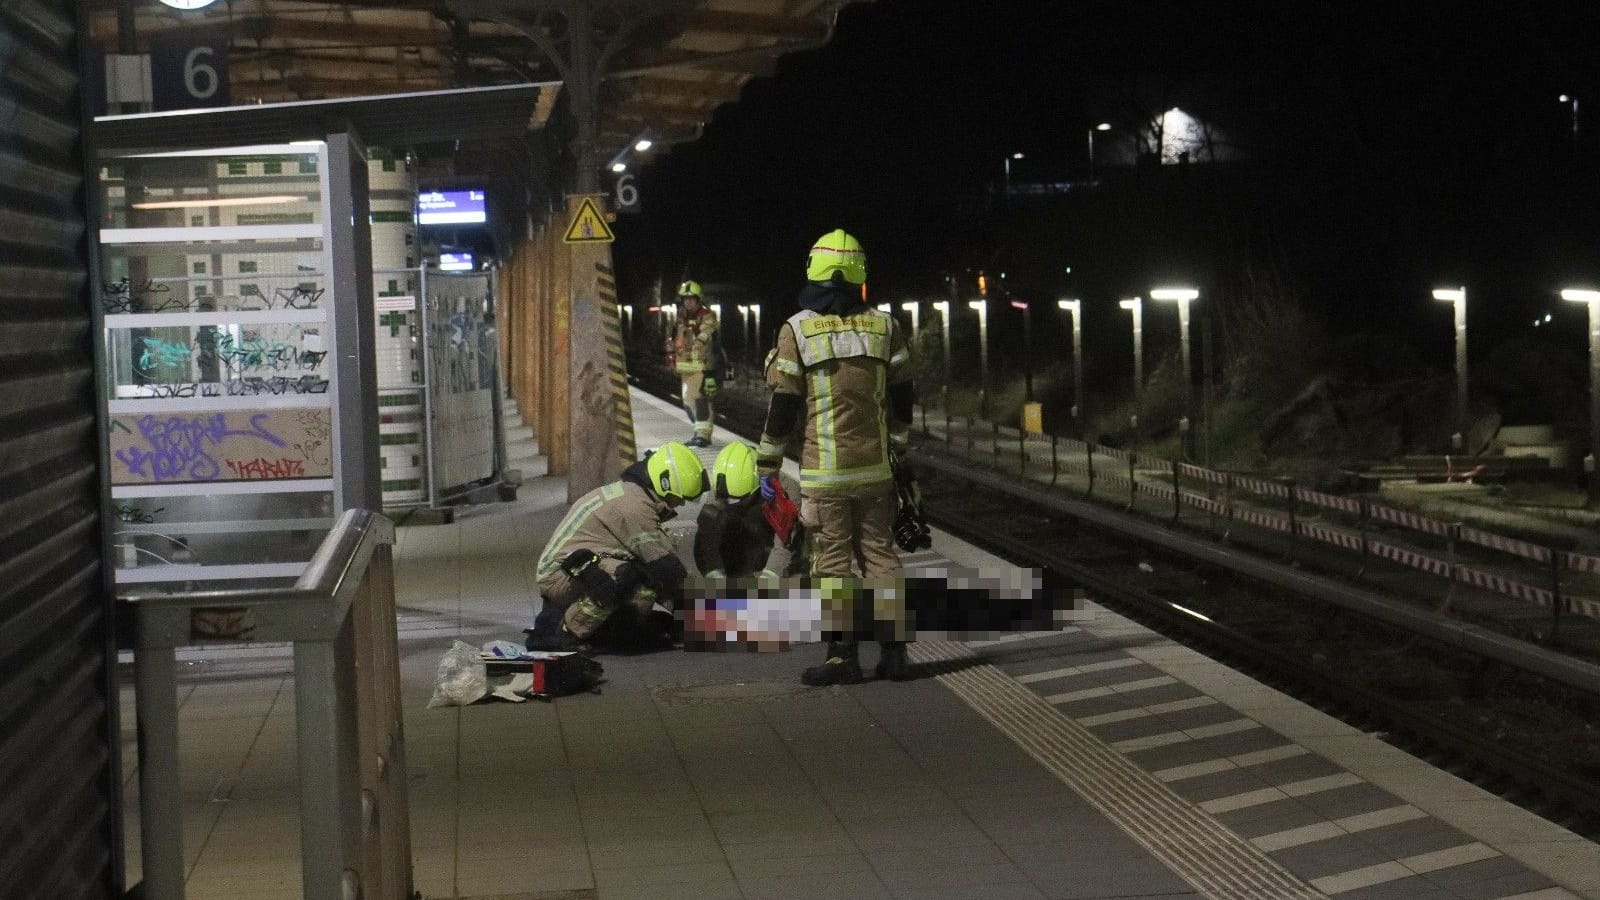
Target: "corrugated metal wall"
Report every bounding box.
[0,1,120,897]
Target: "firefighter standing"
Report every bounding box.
[526,442,705,651]
[668,280,720,448]
[756,229,917,685]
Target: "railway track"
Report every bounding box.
[633,369,1600,837]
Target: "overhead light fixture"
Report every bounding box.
[610,162,626,173]
[634,139,653,152]
[158,0,220,8]
[132,195,305,210]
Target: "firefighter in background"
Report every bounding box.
[526,442,705,652]
[695,442,803,580]
[667,280,720,448]
[756,229,917,685]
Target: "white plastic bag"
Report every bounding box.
[427,640,488,708]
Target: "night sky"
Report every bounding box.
[613,0,1600,377]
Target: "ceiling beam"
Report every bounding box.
[678,9,827,41]
[631,75,745,104]
[606,104,709,127]
[614,45,780,78]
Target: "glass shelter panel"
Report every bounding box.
[99,144,340,589]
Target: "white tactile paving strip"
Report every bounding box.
[954,612,1600,899]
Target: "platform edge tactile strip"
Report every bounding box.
[914,640,1329,900]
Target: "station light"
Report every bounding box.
[1058,299,1084,419]
[1562,288,1600,506]
[1433,287,1469,449]
[634,139,653,152]
[969,300,989,416]
[610,162,626,173]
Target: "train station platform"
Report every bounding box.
[118,388,1600,900]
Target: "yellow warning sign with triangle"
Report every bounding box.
[563,196,615,244]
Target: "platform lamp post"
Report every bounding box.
[1057,299,1084,425]
[1088,122,1111,181]
[1012,300,1034,402]
[969,299,989,419]
[1562,288,1600,507]
[1151,287,1199,454]
[736,304,750,373]
[1003,152,1024,196]
[1432,287,1469,450]
[932,300,952,433]
[1119,297,1143,430]
[900,301,921,338]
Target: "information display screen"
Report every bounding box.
[439,252,474,272]
[417,190,486,225]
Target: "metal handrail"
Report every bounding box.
[122,508,407,900]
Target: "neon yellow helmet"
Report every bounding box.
[645,441,707,501]
[678,280,703,300]
[806,229,866,285]
[712,442,760,500]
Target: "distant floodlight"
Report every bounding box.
[1546,313,1554,322]
[1095,122,1112,131]
[1149,287,1199,302]
[1561,94,1572,103]
[634,139,653,152]
[610,162,626,173]
[1011,152,1025,159]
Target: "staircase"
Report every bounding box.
[502,393,547,480]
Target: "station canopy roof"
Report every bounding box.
[86,0,869,159]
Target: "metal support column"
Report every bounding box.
[327,131,382,512]
[135,645,183,900]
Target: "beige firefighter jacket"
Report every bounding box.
[757,308,912,492]
[535,479,677,584]
[672,306,718,373]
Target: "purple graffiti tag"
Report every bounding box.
[114,413,289,482]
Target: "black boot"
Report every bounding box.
[874,641,911,681]
[524,604,588,653]
[802,641,864,686]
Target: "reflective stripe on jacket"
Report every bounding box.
[759,309,911,491]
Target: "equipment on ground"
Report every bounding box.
[760,476,799,546]
[889,447,932,552]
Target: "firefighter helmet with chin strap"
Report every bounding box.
[711,442,760,500]
[644,442,708,502]
[806,229,867,285]
[678,280,703,300]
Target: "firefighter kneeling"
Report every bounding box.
[526,443,706,653]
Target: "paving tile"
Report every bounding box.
[1315,873,1455,899]
[1448,869,1558,900]
[1416,853,1529,888]
[1214,799,1330,839]
[738,869,893,900]
[1288,781,1404,820]
[846,814,997,855]
[718,833,862,862]
[591,860,736,890]
[886,880,1048,900]
[587,837,726,871]
[1351,817,1476,861]
[1270,831,1404,880]
[874,862,1035,895]
[1165,766,1276,804]
[726,851,876,881]
[596,877,744,900]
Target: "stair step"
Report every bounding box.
[505,425,534,442]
